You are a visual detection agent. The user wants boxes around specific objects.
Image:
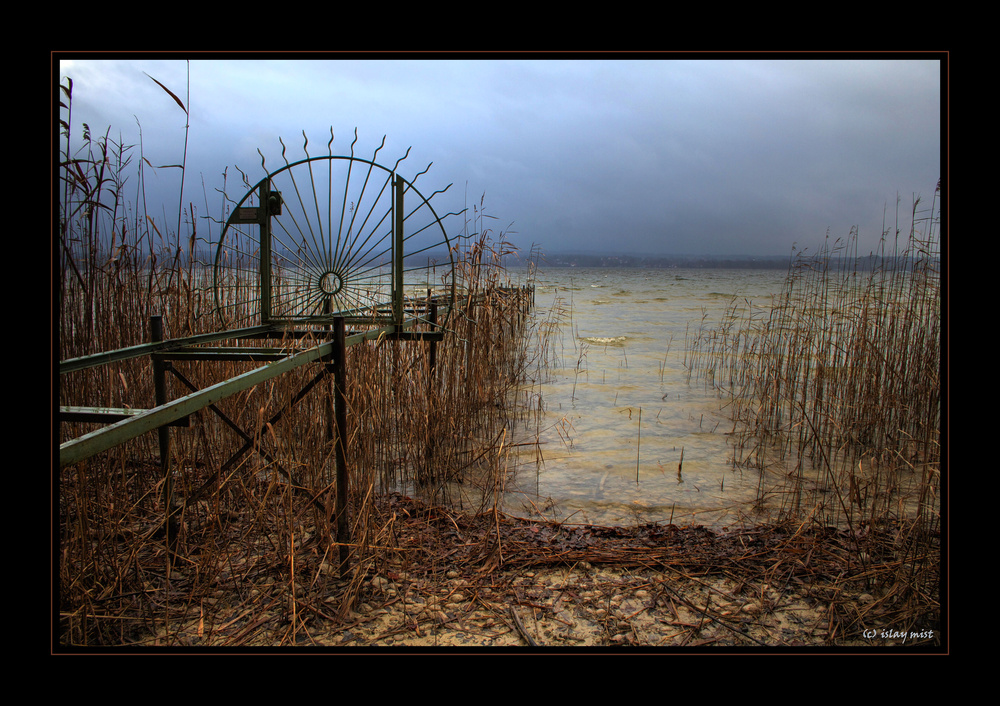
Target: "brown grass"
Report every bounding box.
[57,76,942,647]
[684,190,942,628]
[57,79,539,646]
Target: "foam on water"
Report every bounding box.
[579,335,627,346]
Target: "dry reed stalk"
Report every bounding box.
[59,80,541,644]
[683,193,941,623]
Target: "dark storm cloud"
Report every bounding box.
[58,57,942,259]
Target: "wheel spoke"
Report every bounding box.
[213,133,457,329]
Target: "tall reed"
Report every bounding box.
[57,77,537,646]
[690,191,941,524]
[687,188,941,531]
[684,190,941,625]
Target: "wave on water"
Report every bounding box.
[579,335,627,346]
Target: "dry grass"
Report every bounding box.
[685,190,942,630]
[57,79,539,647]
[57,76,942,648]
[58,234,535,647]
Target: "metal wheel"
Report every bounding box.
[213,132,457,329]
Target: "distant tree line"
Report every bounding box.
[533,252,939,271]
[538,253,792,269]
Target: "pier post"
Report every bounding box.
[332,316,352,577]
[151,315,179,563]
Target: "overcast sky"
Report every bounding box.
[57,55,943,260]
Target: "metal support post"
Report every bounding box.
[424,293,438,475]
[393,176,404,328]
[151,316,179,562]
[259,180,273,324]
[332,317,352,578]
[428,290,438,379]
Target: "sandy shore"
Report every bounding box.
[143,495,940,651]
[312,563,876,648]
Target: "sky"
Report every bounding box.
[56,55,944,260]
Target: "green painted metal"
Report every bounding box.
[57,310,447,468]
[59,325,277,374]
[393,175,404,328]
[259,179,275,323]
[60,134,464,470]
[59,406,190,427]
[60,339,332,468]
[212,135,458,331]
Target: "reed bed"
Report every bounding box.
[685,191,942,629]
[687,196,940,525]
[58,236,535,647]
[57,77,941,647]
[57,80,539,646]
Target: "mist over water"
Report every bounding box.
[504,266,790,528]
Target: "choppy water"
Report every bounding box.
[504,266,790,528]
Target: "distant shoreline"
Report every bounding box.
[520,252,938,271]
[98,246,934,273]
[537,254,790,269]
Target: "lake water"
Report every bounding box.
[502,266,791,529]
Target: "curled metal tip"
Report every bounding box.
[413,162,433,183]
[392,146,412,174]
[369,134,385,163]
[427,182,454,200]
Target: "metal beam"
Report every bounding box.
[59,406,190,427]
[393,176,404,328]
[59,340,334,468]
[59,325,278,374]
[156,347,296,363]
[58,312,443,469]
